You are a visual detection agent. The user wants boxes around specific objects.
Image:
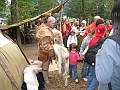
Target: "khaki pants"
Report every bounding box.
[42,58,51,84]
[42,59,50,71]
[40,51,54,84]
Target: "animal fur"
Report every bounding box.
[53,44,69,86]
[52,29,69,86]
[24,60,42,90]
[52,28,63,46]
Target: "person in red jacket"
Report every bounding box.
[104,19,113,38]
[82,24,106,90]
[62,19,71,37]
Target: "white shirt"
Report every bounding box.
[67,35,77,47]
[72,26,78,35]
[80,27,86,36]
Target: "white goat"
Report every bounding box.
[53,44,69,86]
[52,28,69,86]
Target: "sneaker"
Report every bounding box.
[68,75,71,78]
[75,79,78,83]
[82,78,87,82]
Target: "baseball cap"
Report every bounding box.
[65,30,69,33]
[95,24,106,37]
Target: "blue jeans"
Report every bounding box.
[81,61,90,78]
[86,65,99,90]
[69,64,78,80]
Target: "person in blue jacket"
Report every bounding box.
[95,0,120,90]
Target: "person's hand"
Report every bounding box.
[80,54,85,60]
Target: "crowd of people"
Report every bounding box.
[61,16,113,90]
[35,1,120,90]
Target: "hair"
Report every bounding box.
[96,19,104,26]
[111,0,120,45]
[47,16,56,23]
[69,43,77,52]
[105,19,110,22]
[111,0,120,36]
[63,19,71,31]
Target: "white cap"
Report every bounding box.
[81,20,86,25]
[94,16,101,20]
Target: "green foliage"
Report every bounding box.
[64,0,81,18]
[30,0,55,17]
[65,0,114,20]
[18,0,55,21]
[0,0,6,17]
[18,0,33,21]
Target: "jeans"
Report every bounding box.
[81,61,90,78]
[86,65,99,90]
[69,64,78,80]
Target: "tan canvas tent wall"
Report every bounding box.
[0,40,28,90]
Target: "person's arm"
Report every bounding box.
[79,38,86,54]
[95,39,115,84]
[82,46,88,55]
[75,36,78,45]
[76,53,81,61]
[67,36,70,48]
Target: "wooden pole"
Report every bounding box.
[59,0,64,32]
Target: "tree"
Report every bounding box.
[64,0,114,20]
[30,0,55,17]
[18,0,55,21]
[18,0,34,21]
[0,0,6,17]
[11,0,21,46]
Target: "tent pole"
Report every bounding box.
[59,0,64,32]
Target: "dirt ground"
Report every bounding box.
[21,42,87,90]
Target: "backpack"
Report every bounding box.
[85,37,105,67]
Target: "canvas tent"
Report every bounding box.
[0,31,28,90]
[0,0,68,90]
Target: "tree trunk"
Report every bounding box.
[82,0,85,19]
[59,0,64,32]
[11,0,21,46]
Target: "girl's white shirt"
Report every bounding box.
[67,35,77,47]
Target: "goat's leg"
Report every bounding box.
[62,58,69,86]
[58,56,62,74]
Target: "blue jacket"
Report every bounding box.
[95,39,120,90]
[79,35,91,54]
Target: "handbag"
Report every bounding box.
[39,52,49,61]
